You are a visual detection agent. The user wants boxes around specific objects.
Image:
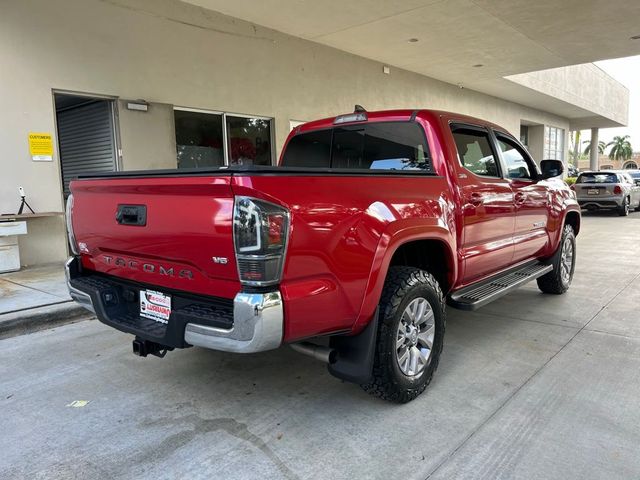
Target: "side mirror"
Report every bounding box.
[540,159,564,179]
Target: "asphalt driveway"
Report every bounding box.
[1,212,639,480]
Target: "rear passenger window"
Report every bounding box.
[452,128,500,177]
[281,122,432,172]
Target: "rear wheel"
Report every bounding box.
[537,224,576,294]
[361,267,445,403]
[619,197,630,216]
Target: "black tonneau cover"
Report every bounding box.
[78,164,439,179]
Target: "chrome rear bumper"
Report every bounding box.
[184,291,283,353]
[65,256,283,353]
[65,257,95,313]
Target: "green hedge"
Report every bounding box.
[565,177,577,186]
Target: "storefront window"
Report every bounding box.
[226,116,272,166]
[519,125,529,148]
[174,110,224,168]
[543,125,564,160]
[174,108,273,168]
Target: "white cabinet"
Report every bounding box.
[0,221,27,236]
[0,245,20,272]
[0,221,27,273]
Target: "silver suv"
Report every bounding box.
[573,171,640,216]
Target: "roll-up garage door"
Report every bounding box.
[57,100,117,197]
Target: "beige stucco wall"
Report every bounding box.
[506,63,629,129]
[1,0,571,266]
[118,101,177,171]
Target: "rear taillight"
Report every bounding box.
[614,185,622,194]
[233,196,290,286]
[65,194,79,255]
[570,184,575,190]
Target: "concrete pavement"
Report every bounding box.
[1,211,639,480]
[0,263,88,339]
[0,263,70,312]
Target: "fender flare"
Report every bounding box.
[352,219,457,333]
[548,205,581,255]
[562,206,581,234]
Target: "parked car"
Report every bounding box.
[66,108,580,403]
[567,163,579,177]
[573,171,640,216]
[622,169,640,185]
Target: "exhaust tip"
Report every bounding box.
[290,342,337,364]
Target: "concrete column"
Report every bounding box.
[590,127,599,171]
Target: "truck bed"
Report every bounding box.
[70,167,449,342]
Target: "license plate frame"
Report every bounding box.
[140,289,172,324]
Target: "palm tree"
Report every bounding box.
[606,135,633,161]
[571,130,581,163]
[582,139,606,155]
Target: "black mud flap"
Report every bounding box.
[328,308,379,385]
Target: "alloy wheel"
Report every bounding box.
[560,236,574,285]
[395,297,435,377]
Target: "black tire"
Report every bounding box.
[361,267,446,403]
[537,224,576,294]
[618,197,630,216]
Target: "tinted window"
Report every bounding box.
[365,123,431,171]
[576,173,618,184]
[496,136,533,179]
[282,122,431,171]
[281,130,331,167]
[332,128,365,168]
[452,128,499,177]
[174,110,224,168]
[174,110,274,168]
[225,116,273,166]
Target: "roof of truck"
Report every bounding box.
[293,108,507,135]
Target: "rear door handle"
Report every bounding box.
[514,192,526,204]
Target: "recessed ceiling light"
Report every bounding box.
[631,34,640,40]
[472,64,484,68]
[408,38,419,43]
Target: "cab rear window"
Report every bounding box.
[282,122,432,172]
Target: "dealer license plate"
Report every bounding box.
[587,189,599,195]
[140,289,172,324]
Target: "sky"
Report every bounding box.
[582,55,640,148]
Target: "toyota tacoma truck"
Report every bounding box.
[66,108,580,403]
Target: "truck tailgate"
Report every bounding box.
[70,175,239,299]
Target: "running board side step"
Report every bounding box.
[448,262,553,311]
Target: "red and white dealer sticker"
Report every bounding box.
[140,289,172,324]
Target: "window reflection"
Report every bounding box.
[174,109,273,168]
[226,116,272,166]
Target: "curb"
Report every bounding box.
[0,302,93,340]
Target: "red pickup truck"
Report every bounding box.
[66,108,580,402]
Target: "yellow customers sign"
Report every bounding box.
[28,132,54,161]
